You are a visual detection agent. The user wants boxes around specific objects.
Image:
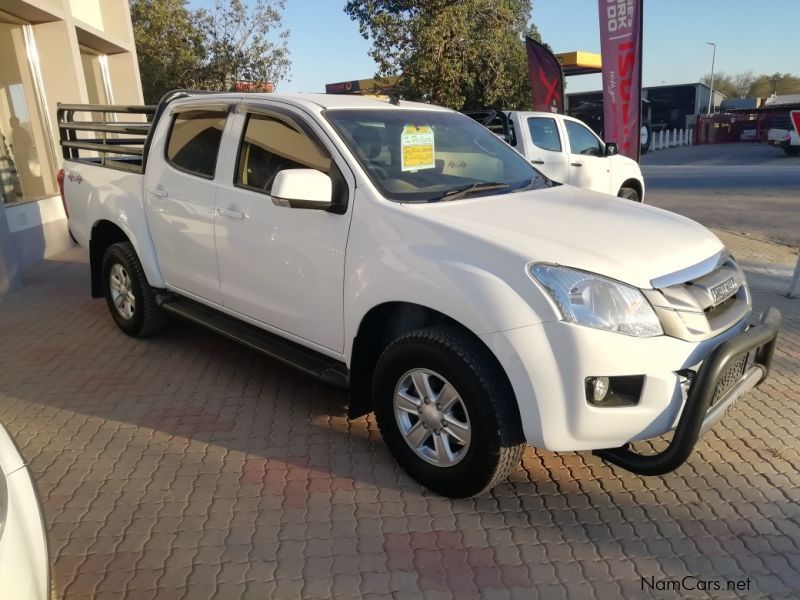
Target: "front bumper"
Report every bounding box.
[481,307,781,474]
[595,307,781,474]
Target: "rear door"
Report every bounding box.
[145,105,231,304]
[562,118,613,194]
[521,115,570,183]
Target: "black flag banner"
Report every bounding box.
[525,37,564,114]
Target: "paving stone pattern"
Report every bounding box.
[0,230,798,599]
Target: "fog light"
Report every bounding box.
[585,375,644,407]
[589,376,610,402]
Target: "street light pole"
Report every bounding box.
[706,42,717,114]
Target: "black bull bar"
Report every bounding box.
[595,308,782,476]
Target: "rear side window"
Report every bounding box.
[166,110,228,178]
[235,113,331,193]
[527,117,562,152]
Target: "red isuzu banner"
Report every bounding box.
[598,0,644,160]
[525,37,564,114]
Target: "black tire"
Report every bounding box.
[784,146,799,156]
[372,326,525,498]
[102,242,166,337]
[618,186,641,202]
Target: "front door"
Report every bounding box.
[214,108,352,352]
[563,119,613,194]
[524,116,570,184]
[145,107,229,303]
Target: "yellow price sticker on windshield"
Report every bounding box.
[401,124,435,172]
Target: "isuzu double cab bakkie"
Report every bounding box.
[57,91,780,498]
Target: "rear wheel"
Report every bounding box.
[784,146,799,156]
[618,186,641,202]
[373,326,525,497]
[102,242,166,337]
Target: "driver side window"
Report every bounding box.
[564,120,604,157]
[235,113,332,193]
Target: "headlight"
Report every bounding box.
[531,265,663,337]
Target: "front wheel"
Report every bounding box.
[372,326,525,497]
[102,242,166,337]
[618,186,641,202]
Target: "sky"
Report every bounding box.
[189,0,800,95]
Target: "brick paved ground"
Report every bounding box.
[1,230,798,599]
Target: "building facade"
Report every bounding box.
[566,83,725,139]
[0,0,142,292]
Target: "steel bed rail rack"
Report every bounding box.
[57,102,156,174]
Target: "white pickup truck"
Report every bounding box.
[466,110,646,201]
[767,128,799,155]
[58,91,779,497]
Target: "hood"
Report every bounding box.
[409,185,723,289]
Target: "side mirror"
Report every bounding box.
[605,142,619,156]
[271,169,332,210]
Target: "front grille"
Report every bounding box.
[646,258,751,342]
[710,353,748,407]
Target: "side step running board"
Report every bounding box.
[159,297,349,388]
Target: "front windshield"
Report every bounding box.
[325,108,549,202]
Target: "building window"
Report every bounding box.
[0,20,57,205]
[80,47,112,105]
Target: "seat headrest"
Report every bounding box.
[352,126,382,160]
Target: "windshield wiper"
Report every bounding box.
[512,174,548,192]
[434,181,510,202]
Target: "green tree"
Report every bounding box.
[701,71,800,99]
[130,0,205,103]
[700,72,736,99]
[130,0,291,103]
[344,0,536,110]
[195,0,291,92]
[748,73,800,98]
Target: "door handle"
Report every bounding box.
[217,206,245,220]
[148,187,168,199]
[531,160,545,165]
[570,162,583,167]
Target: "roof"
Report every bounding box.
[555,51,602,76]
[176,91,449,113]
[324,76,401,95]
[279,93,449,111]
[720,98,761,111]
[763,94,800,107]
[567,81,727,99]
